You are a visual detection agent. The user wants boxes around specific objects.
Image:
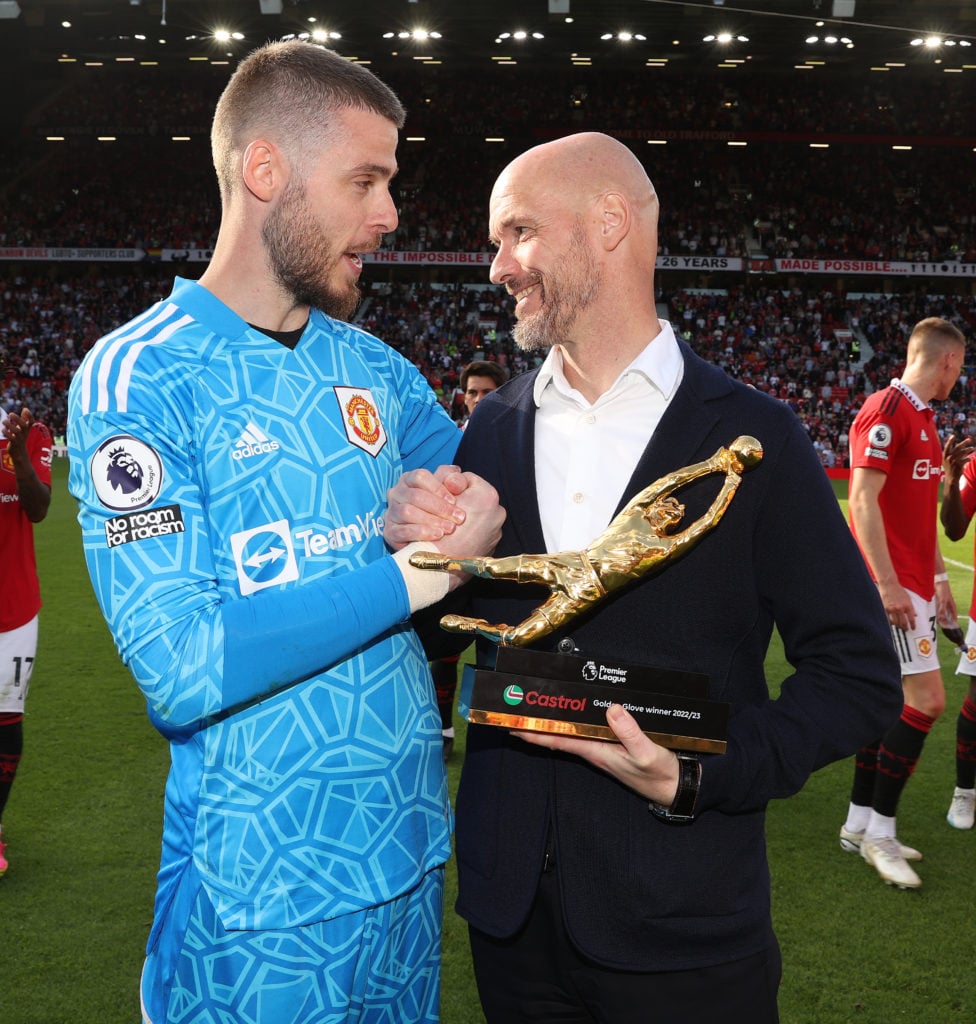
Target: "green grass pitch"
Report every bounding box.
[4,461,973,1023]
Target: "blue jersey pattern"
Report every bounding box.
[67,278,460,933]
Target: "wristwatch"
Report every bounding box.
[649,750,702,824]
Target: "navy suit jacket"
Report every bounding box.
[443,340,902,971]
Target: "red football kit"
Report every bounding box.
[0,412,53,632]
[956,458,976,621]
[849,379,942,601]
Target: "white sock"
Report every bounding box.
[442,727,455,739]
[843,803,871,834]
[865,811,896,841]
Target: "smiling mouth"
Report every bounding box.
[510,276,542,308]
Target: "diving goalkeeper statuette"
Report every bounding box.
[411,436,763,753]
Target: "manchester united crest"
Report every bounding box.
[334,386,387,456]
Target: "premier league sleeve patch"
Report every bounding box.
[864,422,892,460]
[334,386,387,457]
[868,423,892,448]
[89,434,164,511]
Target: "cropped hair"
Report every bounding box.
[461,360,509,391]
[909,316,965,349]
[211,40,406,201]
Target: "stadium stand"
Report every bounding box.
[3,66,976,466]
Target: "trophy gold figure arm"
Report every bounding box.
[409,435,762,646]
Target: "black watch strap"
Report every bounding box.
[649,751,702,824]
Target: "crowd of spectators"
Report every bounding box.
[4,268,975,474]
[4,63,975,457]
[7,67,976,262]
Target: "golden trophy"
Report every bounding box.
[411,436,762,752]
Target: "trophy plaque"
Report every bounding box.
[413,436,763,754]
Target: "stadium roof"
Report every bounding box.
[5,0,976,76]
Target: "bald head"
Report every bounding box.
[491,132,658,234]
[487,131,663,366]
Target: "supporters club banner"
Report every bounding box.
[1,247,975,278]
[753,257,976,278]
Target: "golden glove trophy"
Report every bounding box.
[411,436,762,753]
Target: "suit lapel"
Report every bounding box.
[497,376,548,553]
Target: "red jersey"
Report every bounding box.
[849,380,942,600]
[957,457,976,619]
[0,413,53,631]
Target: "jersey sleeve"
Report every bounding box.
[849,398,901,473]
[392,353,462,473]
[68,399,416,737]
[960,457,976,521]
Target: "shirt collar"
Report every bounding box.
[890,378,931,413]
[532,320,682,408]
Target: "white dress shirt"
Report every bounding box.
[532,320,684,552]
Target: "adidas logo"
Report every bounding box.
[232,423,281,461]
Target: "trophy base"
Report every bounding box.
[459,646,728,754]
[468,709,725,754]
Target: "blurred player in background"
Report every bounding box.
[937,430,976,831]
[0,399,53,878]
[841,316,967,889]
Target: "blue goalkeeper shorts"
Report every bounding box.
[140,862,444,1024]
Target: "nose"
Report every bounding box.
[375,187,399,234]
[489,243,516,285]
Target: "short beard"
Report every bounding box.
[512,222,600,352]
[263,180,361,321]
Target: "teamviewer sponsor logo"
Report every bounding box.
[230,519,299,595]
[232,423,280,461]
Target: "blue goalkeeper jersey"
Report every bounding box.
[67,277,460,932]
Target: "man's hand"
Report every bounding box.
[936,576,959,631]
[1,407,35,466]
[878,577,916,632]
[943,433,975,490]
[1,407,51,523]
[513,704,681,808]
[385,465,468,548]
[386,466,505,594]
[435,473,505,588]
[941,434,976,541]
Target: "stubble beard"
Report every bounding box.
[511,223,601,353]
[263,180,362,322]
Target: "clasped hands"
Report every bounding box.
[384,465,683,810]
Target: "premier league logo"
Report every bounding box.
[90,435,163,511]
[105,446,144,495]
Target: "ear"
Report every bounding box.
[598,192,630,251]
[241,140,280,203]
